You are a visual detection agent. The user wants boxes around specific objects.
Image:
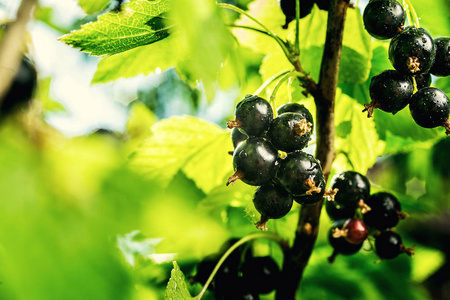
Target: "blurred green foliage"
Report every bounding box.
[1,0,450,299]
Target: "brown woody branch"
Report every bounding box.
[276,0,350,298]
[0,0,38,106]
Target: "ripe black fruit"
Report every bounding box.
[227,95,273,137]
[276,151,325,202]
[241,256,280,294]
[267,112,312,152]
[389,27,436,76]
[363,192,406,230]
[409,87,450,134]
[363,0,405,40]
[277,103,313,124]
[330,171,370,209]
[364,70,413,117]
[253,181,293,231]
[328,219,363,263]
[414,73,431,90]
[325,200,356,221]
[375,230,414,259]
[227,137,279,186]
[278,0,314,28]
[231,127,248,149]
[0,57,37,115]
[429,37,450,77]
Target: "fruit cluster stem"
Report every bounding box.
[276,0,350,298]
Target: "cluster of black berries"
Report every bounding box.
[326,171,415,262]
[0,56,37,118]
[362,0,450,135]
[227,95,336,231]
[191,238,280,299]
[278,0,329,28]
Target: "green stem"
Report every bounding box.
[270,71,303,116]
[405,0,420,28]
[226,24,273,37]
[254,69,292,96]
[287,77,294,103]
[412,76,418,93]
[402,0,412,27]
[194,233,286,299]
[217,3,293,61]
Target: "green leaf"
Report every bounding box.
[130,116,232,193]
[334,90,384,174]
[165,261,193,300]
[77,0,111,15]
[60,0,173,56]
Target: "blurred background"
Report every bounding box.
[0,0,449,299]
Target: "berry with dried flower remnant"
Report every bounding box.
[388,27,436,76]
[375,230,415,259]
[363,70,413,117]
[267,112,313,152]
[328,219,364,263]
[227,137,279,186]
[332,218,369,244]
[253,182,293,231]
[276,151,325,203]
[330,171,371,213]
[409,87,450,135]
[363,192,408,230]
[227,95,273,137]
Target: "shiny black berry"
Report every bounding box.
[328,219,363,263]
[278,0,314,28]
[330,171,371,210]
[375,230,414,259]
[267,112,313,152]
[389,27,436,76]
[326,200,357,221]
[241,256,280,294]
[194,253,220,286]
[277,103,314,124]
[227,137,279,186]
[253,181,293,231]
[409,87,450,134]
[363,0,405,40]
[276,151,325,202]
[363,192,407,230]
[429,37,450,77]
[363,70,413,117]
[0,57,37,115]
[227,95,273,137]
[231,127,248,149]
[414,73,431,90]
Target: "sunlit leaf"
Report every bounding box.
[60,0,173,56]
[77,0,111,15]
[165,261,193,300]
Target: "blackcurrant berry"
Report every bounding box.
[231,127,248,149]
[363,0,405,40]
[276,151,325,201]
[0,57,37,115]
[389,27,436,76]
[277,103,314,125]
[194,253,221,286]
[429,37,450,77]
[414,73,431,90]
[363,192,408,230]
[278,0,314,29]
[253,181,293,231]
[363,70,413,117]
[328,219,363,263]
[216,277,260,300]
[267,112,313,152]
[332,218,369,244]
[227,95,273,137]
[409,87,450,134]
[241,256,280,294]
[325,200,357,221]
[375,230,414,259]
[227,137,279,186]
[330,171,371,211]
